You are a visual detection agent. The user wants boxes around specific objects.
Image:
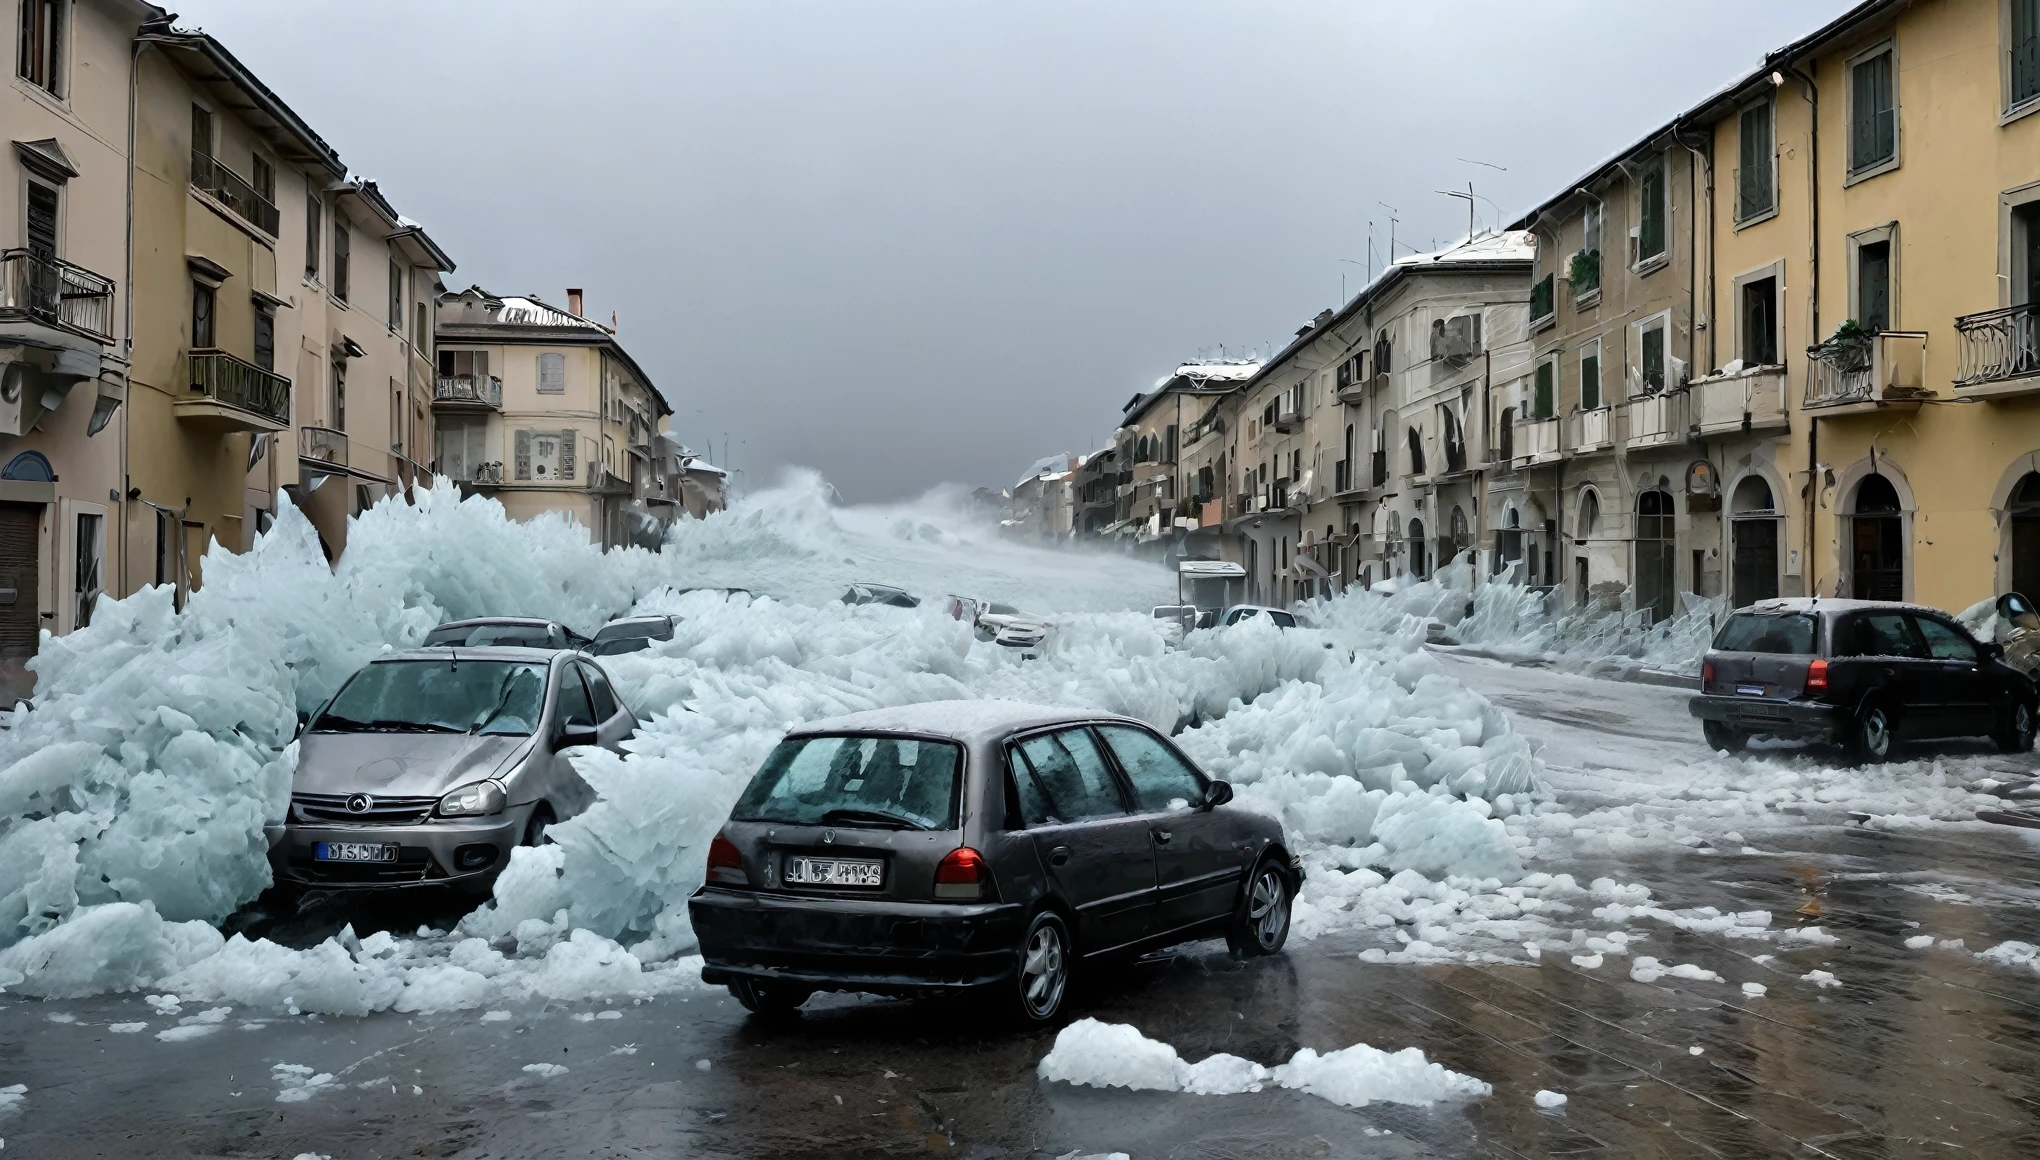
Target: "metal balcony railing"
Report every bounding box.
[1805,330,1929,408]
[1514,416,1560,462]
[299,425,347,467]
[1954,304,2040,389]
[435,374,503,407]
[0,249,114,341]
[190,150,280,236]
[187,349,290,424]
[1624,390,1688,447]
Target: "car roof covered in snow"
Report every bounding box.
[431,616,562,629]
[377,646,574,664]
[791,700,1139,745]
[1734,598,1951,618]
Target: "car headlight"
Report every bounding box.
[437,781,507,817]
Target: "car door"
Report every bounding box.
[1910,614,1992,736]
[576,660,636,748]
[1010,727,1156,954]
[544,661,601,815]
[1095,723,1245,937]
[1848,611,1938,738]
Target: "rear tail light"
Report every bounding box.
[1806,658,1829,692]
[706,832,749,886]
[1702,661,1714,685]
[934,846,988,902]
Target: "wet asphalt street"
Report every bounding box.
[10,659,2040,1158]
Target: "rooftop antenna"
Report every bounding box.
[1378,203,1400,260]
[1437,184,1476,241]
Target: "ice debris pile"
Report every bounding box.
[0,473,1562,1009]
[1036,1017,1492,1108]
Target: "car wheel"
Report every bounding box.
[1008,910,1072,1026]
[1226,858,1293,959]
[728,977,812,1019]
[1995,701,2037,754]
[1701,720,1748,753]
[522,804,556,847]
[1852,703,1894,765]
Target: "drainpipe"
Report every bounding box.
[119,29,150,599]
[1783,60,1820,597]
[1673,127,1716,373]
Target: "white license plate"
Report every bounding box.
[784,856,883,887]
[1737,684,1767,697]
[315,842,399,863]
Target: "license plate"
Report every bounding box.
[1737,684,1767,697]
[784,856,883,887]
[314,842,399,863]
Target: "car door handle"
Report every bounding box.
[1048,846,1071,866]
[1152,829,1173,845]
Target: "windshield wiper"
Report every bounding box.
[469,673,527,734]
[820,807,926,831]
[312,717,462,734]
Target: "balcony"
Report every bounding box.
[176,349,289,431]
[1624,390,1688,449]
[434,374,502,409]
[1954,304,2040,398]
[1804,330,1930,414]
[1529,274,1555,330]
[1569,406,1613,453]
[1691,365,1789,434]
[1274,404,1301,433]
[190,150,279,236]
[1513,416,1560,467]
[0,249,114,342]
[1567,248,1601,305]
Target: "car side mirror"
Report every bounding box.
[1203,780,1234,810]
[556,722,599,749]
[295,708,311,738]
[1985,641,2008,661]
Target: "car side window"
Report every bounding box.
[1270,611,1297,628]
[1005,746,1058,827]
[1846,612,1926,659]
[1912,616,1978,662]
[1015,728,1127,821]
[554,663,596,726]
[579,662,620,720]
[1097,724,1207,812]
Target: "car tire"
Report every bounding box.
[1006,910,1073,1026]
[1226,857,1293,959]
[728,977,812,1019]
[522,804,556,847]
[1701,720,1748,753]
[1851,703,1894,765]
[1995,700,2037,754]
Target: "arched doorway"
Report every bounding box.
[2012,473,2040,599]
[1446,505,1468,567]
[1636,490,1676,624]
[1496,507,1523,578]
[1850,475,1904,600]
[1408,518,1428,579]
[1730,475,1780,608]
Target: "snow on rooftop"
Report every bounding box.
[494,296,605,331]
[1170,361,1262,382]
[1390,229,1537,269]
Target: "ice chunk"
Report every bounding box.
[1741,982,1768,997]
[0,1083,24,1117]
[1904,935,1934,950]
[273,1063,338,1103]
[1801,970,1841,988]
[1534,1089,1567,1109]
[108,1022,146,1033]
[523,1063,569,1078]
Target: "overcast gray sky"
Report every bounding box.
[183,0,1849,502]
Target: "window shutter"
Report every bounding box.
[559,429,576,480]
[515,430,532,480]
[1581,350,1600,410]
[538,353,565,393]
[2016,0,2040,107]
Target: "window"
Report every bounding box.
[1014,728,1128,822]
[331,217,350,302]
[330,359,346,430]
[515,428,576,481]
[191,281,215,348]
[190,103,212,157]
[1405,426,1425,476]
[579,661,619,721]
[388,259,402,331]
[1842,612,1924,658]
[415,301,428,350]
[1737,99,1776,222]
[1580,340,1602,410]
[2016,200,2040,307]
[439,349,488,379]
[251,154,273,204]
[2014,0,2040,111]
[1097,724,1206,812]
[1849,46,1898,177]
[26,180,57,259]
[738,735,964,831]
[304,193,321,280]
[554,663,595,727]
[538,351,565,393]
[1533,358,1555,418]
[253,305,274,371]
[1913,615,1979,661]
[1741,275,1780,364]
[390,379,403,453]
[1858,240,1892,331]
[1637,157,1667,265]
[1713,612,1817,655]
[17,0,63,95]
[1638,317,1668,393]
[73,510,101,630]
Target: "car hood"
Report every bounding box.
[294,732,531,796]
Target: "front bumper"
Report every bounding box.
[1688,693,1847,741]
[265,810,525,889]
[689,887,1028,995]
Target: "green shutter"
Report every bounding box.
[1581,352,1600,411]
[1534,362,1554,419]
[515,430,531,480]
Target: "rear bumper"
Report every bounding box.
[1688,693,1847,740]
[688,887,1029,994]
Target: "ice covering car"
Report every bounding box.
[1689,598,2039,761]
[271,647,636,891]
[420,617,593,651]
[1220,605,1300,629]
[689,701,1300,1024]
[587,614,679,656]
[946,595,1054,654]
[841,583,921,608]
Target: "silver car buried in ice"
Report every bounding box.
[267,646,637,892]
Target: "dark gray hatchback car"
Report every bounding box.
[689,701,1300,1024]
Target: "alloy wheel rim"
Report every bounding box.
[2021,705,2033,740]
[1021,924,1066,1016]
[1248,869,1287,947]
[1866,710,1889,754]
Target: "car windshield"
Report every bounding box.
[422,622,555,648]
[986,603,1021,616]
[1713,612,1818,655]
[732,734,964,831]
[314,660,550,735]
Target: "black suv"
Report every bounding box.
[1689,598,2038,762]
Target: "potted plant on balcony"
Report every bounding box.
[1808,319,1873,372]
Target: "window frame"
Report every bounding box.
[1094,722,1210,815]
[190,279,215,349]
[1633,155,1670,272]
[330,214,351,304]
[1578,338,1603,411]
[1632,311,1672,396]
[1847,222,1900,332]
[1734,95,1778,228]
[1998,179,2040,307]
[387,258,402,332]
[1532,354,1557,419]
[304,191,322,282]
[1733,261,1785,366]
[16,0,68,98]
[2007,0,2040,123]
[1844,39,1902,185]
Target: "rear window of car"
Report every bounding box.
[1713,613,1818,655]
[732,734,963,831]
[423,622,555,648]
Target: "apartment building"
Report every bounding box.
[1111,361,1259,544]
[434,287,681,549]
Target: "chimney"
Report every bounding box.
[566,288,584,317]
